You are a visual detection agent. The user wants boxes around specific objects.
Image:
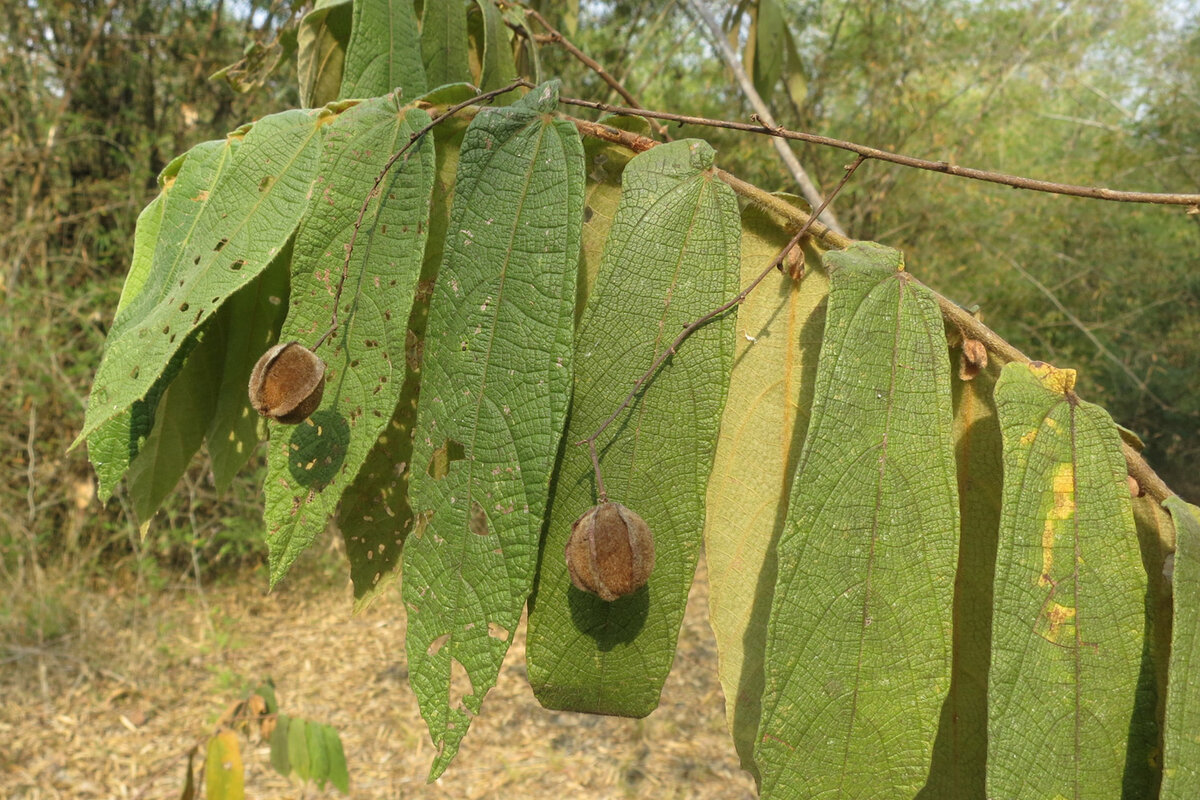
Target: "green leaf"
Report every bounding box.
[402,82,584,779]
[919,348,1004,799]
[125,327,221,528]
[781,25,807,110]
[987,362,1146,799]
[298,0,352,108]
[576,121,638,320]
[253,680,278,714]
[78,109,325,451]
[703,204,828,780]
[264,97,436,586]
[287,716,310,781]
[526,138,740,716]
[421,0,470,88]
[205,239,291,491]
[469,0,517,99]
[341,0,426,100]
[1163,496,1200,798]
[322,723,351,793]
[750,0,786,100]
[269,714,291,776]
[115,192,166,318]
[306,717,330,786]
[755,243,960,798]
[89,140,233,500]
[204,731,244,800]
[337,113,468,610]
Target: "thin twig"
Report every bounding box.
[551,94,1200,207]
[311,79,527,353]
[523,9,671,140]
[579,157,868,502]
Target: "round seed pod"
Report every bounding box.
[565,502,655,601]
[248,341,326,424]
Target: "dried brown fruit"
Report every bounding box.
[248,341,326,424]
[959,337,988,381]
[564,502,655,601]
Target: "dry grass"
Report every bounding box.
[0,552,755,799]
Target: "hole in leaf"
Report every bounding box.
[179,302,189,312]
[412,510,432,540]
[214,238,228,251]
[487,622,509,642]
[427,633,450,656]
[449,657,476,716]
[230,259,245,270]
[426,439,465,480]
[468,502,489,536]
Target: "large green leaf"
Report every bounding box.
[337,113,469,610]
[298,0,352,108]
[987,362,1146,798]
[526,138,740,716]
[421,0,470,88]
[264,96,435,585]
[703,204,828,780]
[755,243,959,799]
[341,0,426,100]
[87,139,237,498]
[918,349,1004,799]
[1163,496,1200,798]
[78,109,325,452]
[402,83,584,780]
[205,240,291,491]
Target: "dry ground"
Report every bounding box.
[1,551,756,799]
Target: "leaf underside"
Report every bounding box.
[703,201,828,780]
[401,83,585,780]
[526,138,740,717]
[264,96,436,586]
[987,362,1146,798]
[1162,496,1200,799]
[755,243,960,799]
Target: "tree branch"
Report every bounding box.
[683,0,848,235]
[562,111,1174,502]
[553,93,1200,208]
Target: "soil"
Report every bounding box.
[1,554,756,799]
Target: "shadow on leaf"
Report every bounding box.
[568,583,649,651]
[285,409,350,489]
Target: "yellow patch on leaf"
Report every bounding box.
[1027,361,1077,394]
[1039,463,1076,586]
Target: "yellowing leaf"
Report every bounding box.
[703,203,828,779]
